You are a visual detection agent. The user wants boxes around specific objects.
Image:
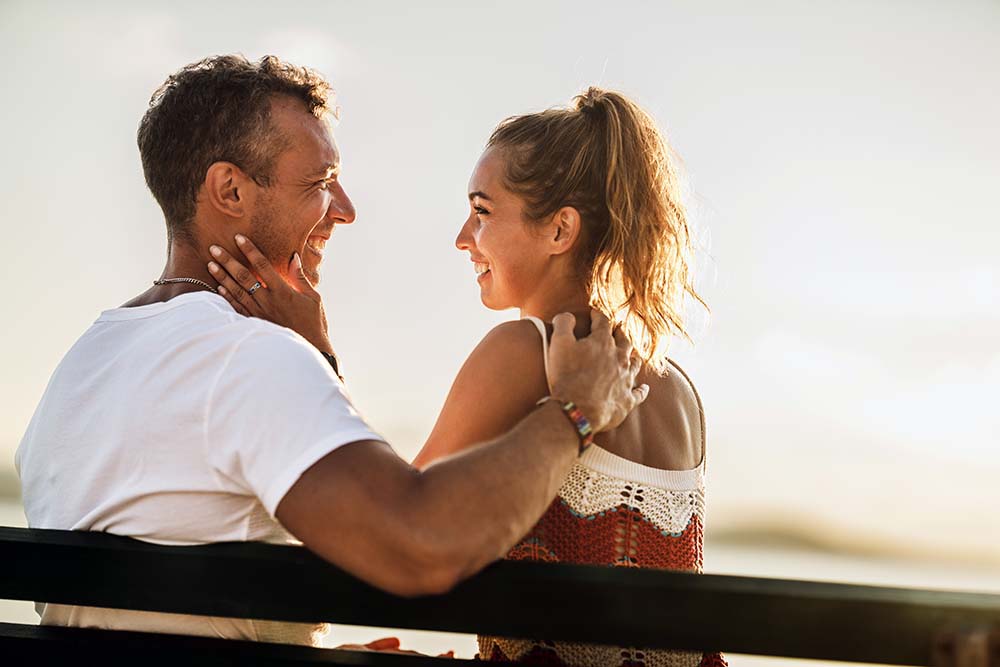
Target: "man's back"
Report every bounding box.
[16,291,384,643]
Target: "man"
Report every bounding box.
[15,55,646,645]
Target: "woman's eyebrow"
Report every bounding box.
[468,190,493,202]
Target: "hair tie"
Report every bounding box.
[577,87,607,116]
[578,99,603,119]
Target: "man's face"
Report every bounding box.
[247,97,355,286]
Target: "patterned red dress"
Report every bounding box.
[478,318,727,667]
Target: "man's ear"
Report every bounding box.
[549,206,582,256]
[203,162,253,219]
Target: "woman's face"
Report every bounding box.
[456,148,550,311]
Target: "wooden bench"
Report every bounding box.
[1,527,998,665]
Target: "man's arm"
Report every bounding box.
[277,312,646,597]
[277,401,577,597]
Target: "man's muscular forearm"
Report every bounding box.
[405,399,579,583]
[275,401,580,597]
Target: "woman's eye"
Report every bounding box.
[474,206,489,216]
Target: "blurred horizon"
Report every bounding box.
[2,0,998,613]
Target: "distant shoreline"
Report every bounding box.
[707,512,1000,570]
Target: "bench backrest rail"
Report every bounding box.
[2,527,999,665]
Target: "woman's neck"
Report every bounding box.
[519,280,592,327]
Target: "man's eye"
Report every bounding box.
[318,178,335,191]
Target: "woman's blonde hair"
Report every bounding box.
[488,87,705,374]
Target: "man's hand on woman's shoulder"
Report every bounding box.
[547,310,648,433]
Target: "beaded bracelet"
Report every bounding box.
[536,396,595,455]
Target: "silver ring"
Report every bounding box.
[248,281,262,296]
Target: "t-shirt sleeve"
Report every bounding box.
[204,326,386,517]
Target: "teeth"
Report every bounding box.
[306,237,327,252]
[474,262,490,276]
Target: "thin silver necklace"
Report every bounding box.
[153,277,217,294]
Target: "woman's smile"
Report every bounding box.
[474,261,491,282]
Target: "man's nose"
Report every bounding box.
[455,214,474,250]
[327,182,356,224]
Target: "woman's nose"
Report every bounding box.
[455,214,475,250]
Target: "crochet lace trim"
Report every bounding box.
[580,445,703,490]
[559,458,704,536]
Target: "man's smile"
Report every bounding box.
[305,233,330,259]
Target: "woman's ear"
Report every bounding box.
[549,206,582,256]
[203,162,252,219]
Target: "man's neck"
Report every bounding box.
[122,239,220,308]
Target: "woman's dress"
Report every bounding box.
[477,317,727,667]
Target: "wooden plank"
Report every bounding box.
[0,622,484,666]
[2,527,1000,665]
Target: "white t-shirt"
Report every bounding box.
[15,292,386,644]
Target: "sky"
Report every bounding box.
[1,0,998,563]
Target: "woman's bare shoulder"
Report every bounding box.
[475,319,548,357]
[460,320,546,385]
[413,320,550,468]
[451,319,551,407]
[660,359,704,423]
[635,359,705,466]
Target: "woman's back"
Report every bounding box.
[598,362,704,472]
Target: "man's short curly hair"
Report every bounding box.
[137,54,333,243]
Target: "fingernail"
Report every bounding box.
[235,234,246,245]
[207,261,219,272]
[210,245,222,257]
[217,286,227,295]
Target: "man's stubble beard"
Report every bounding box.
[247,197,322,288]
[247,197,292,283]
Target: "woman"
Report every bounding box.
[212,87,724,667]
